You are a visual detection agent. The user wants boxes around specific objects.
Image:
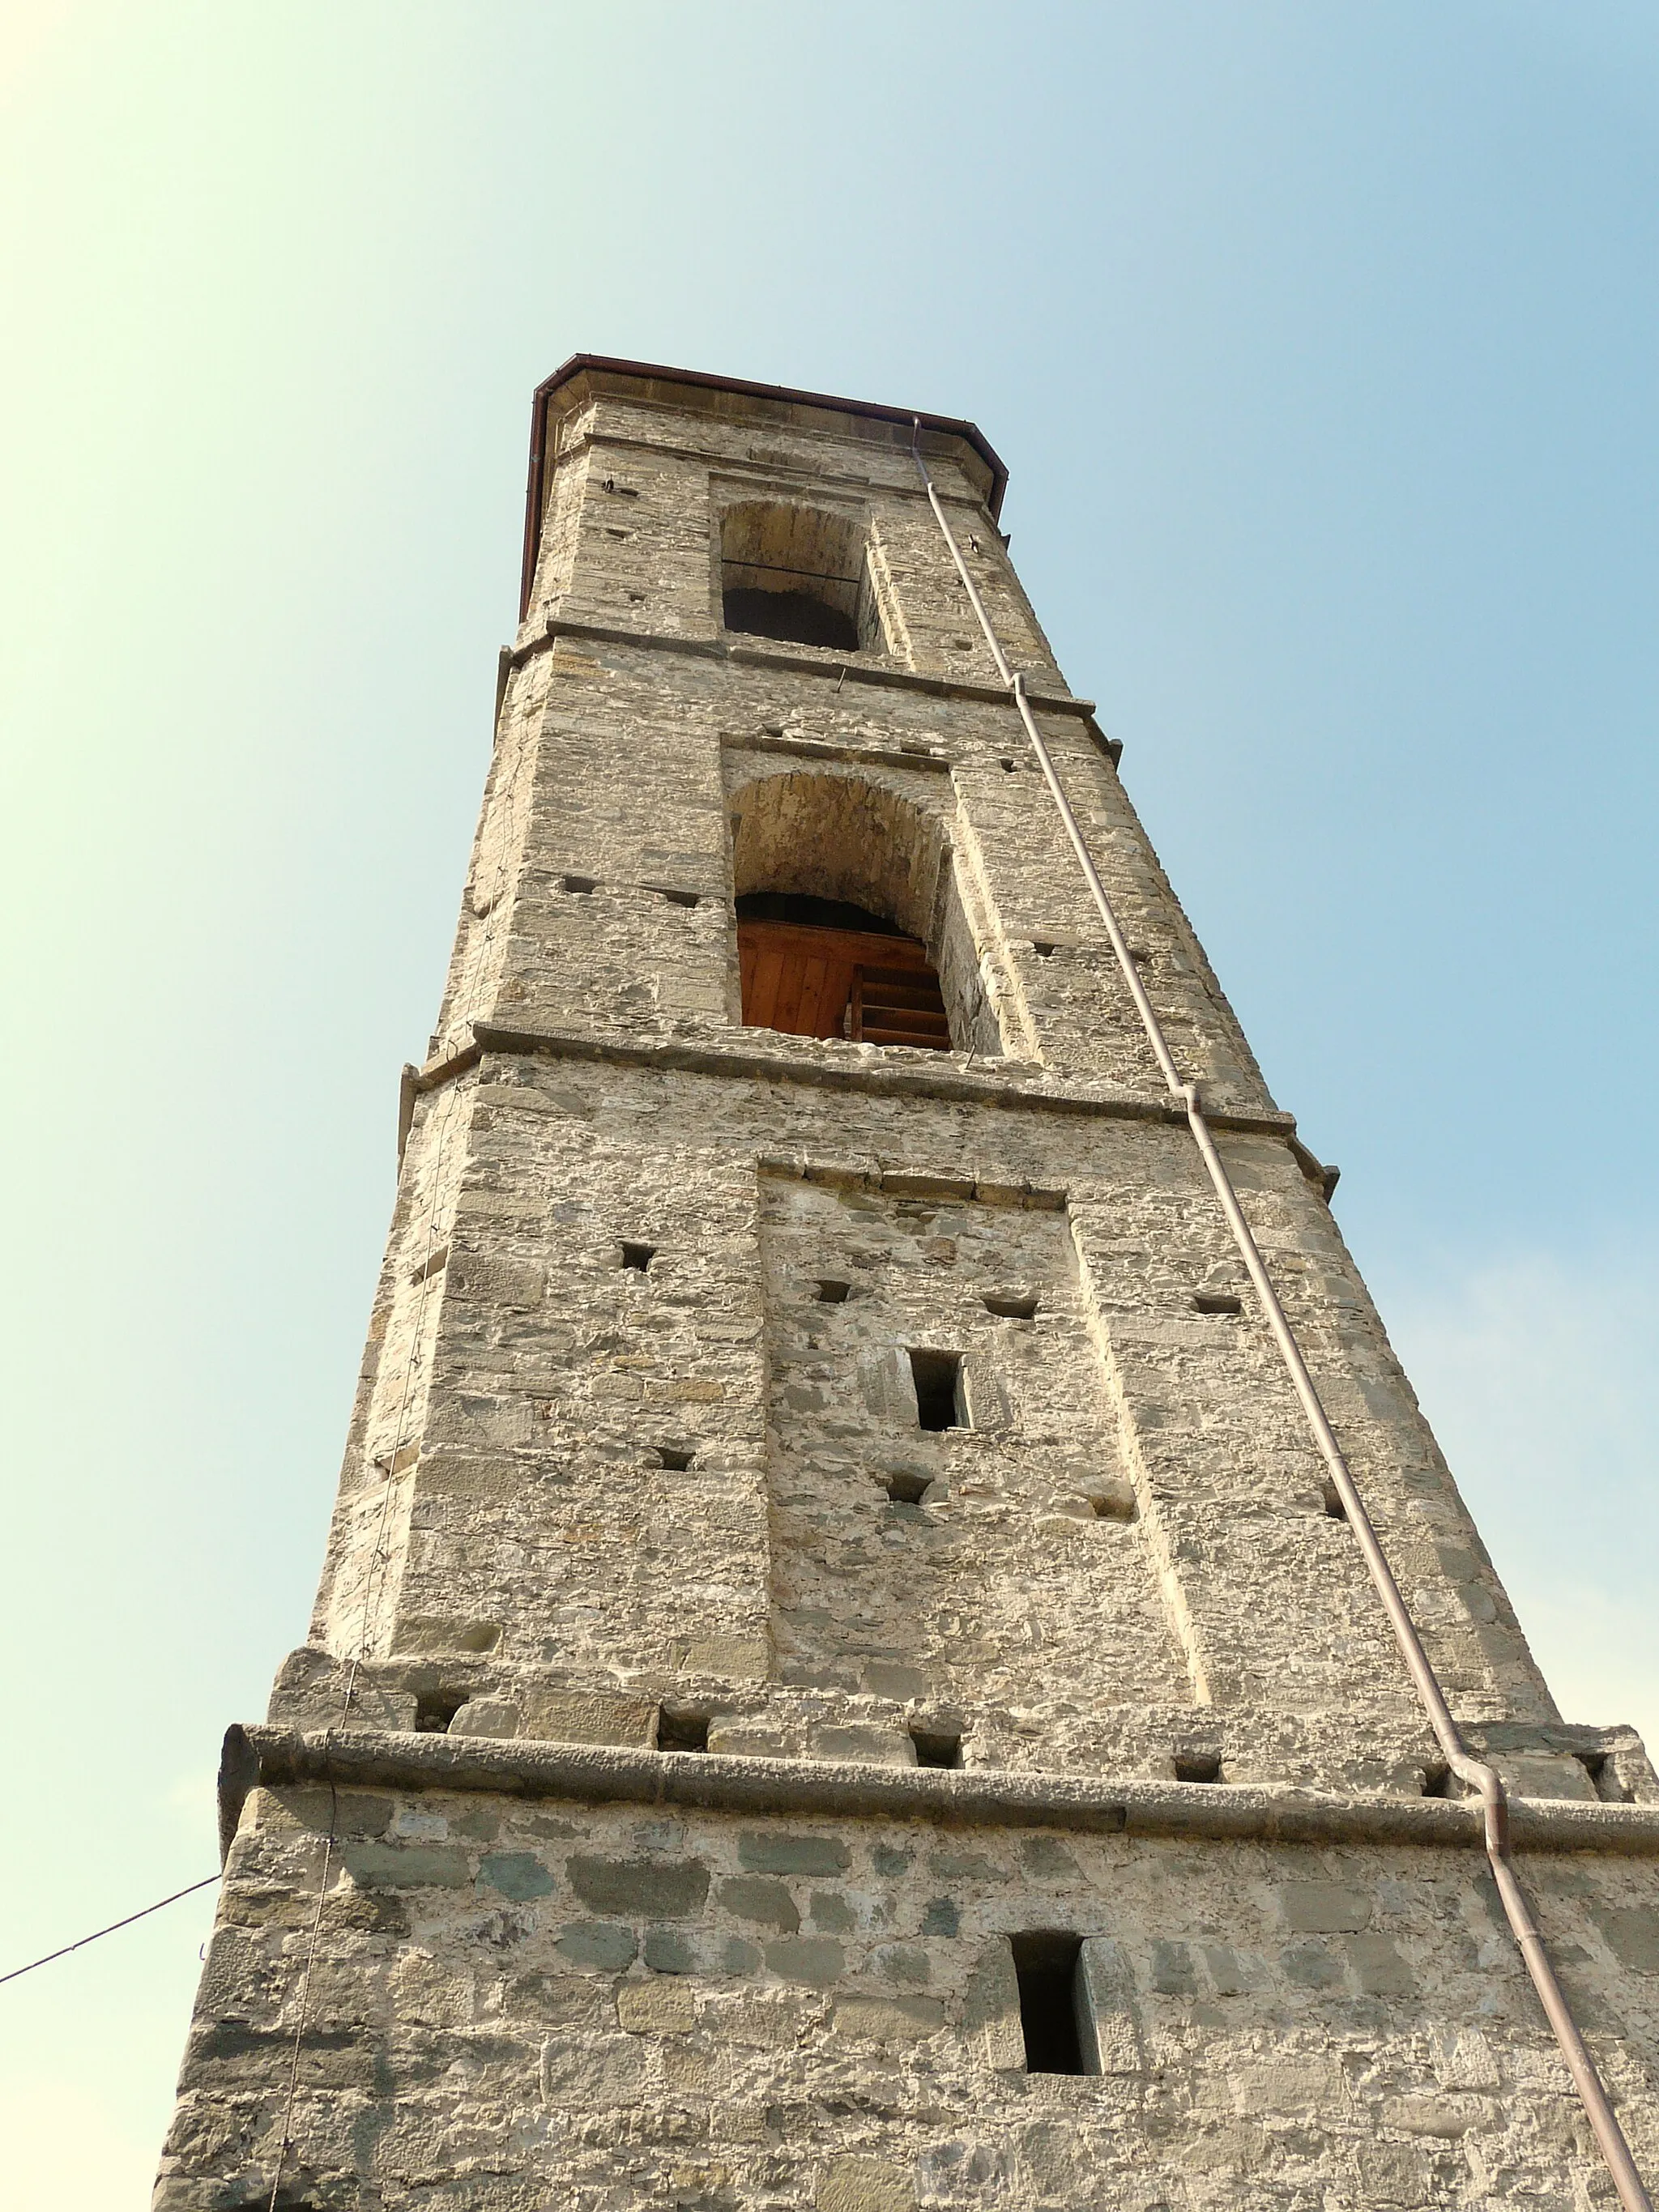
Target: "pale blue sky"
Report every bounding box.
[2,5,1657,2201]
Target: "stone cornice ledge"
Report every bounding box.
[220,1724,1659,1865]
[508,617,1098,722]
[458,1020,1299,1138]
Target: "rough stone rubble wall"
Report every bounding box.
[156,1783,1659,2212]
[157,372,1659,2210]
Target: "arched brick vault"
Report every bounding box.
[725,766,1015,1057]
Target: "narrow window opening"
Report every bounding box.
[655,886,700,908]
[1010,1933,1085,2075]
[720,502,875,653]
[561,873,597,895]
[410,1242,450,1285]
[1421,1762,1456,1798]
[1192,1291,1243,1316]
[657,1708,709,1754]
[1174,1750,1222,1784]
[1322,1477,1347,1520]
[1087,1486,1137,1523]
[908,1348,965,1432]
[1579,1751,1631,1803]
[982,1291,1038,1320]
[883,1469,932,1507]
[414,1689,469,1734]
[910,1727,962,1769]
[813,1279,852,1304]
[655,1445,694,1472]
[621,1242,656,1272]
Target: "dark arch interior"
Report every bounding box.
[722,586,859,652]
[736,893,907,936]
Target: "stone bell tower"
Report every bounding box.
[156,358,1659,2212]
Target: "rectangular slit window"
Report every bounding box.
[656,1708,709,1753]
[654,886,700,908]
[621,1242,656,1272]
[1192,1292,1243,1315]
[1174,1750,1222,1784]
[414,1690,470,1734]
[910,1727,962,1769]
[883,1470,932,1506]
[1011,1933,1085,2075]
[909,1348,965,1432]
[409,1242,450,1285]
[1580,1753,1631,1803]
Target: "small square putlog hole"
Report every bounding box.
[884,1469,932,1506]
[1420,1762,1456,1798]
[655,1445,694,1472]
[1322,1477,1348,1520]
[1174,1750,1223,1784]
[621,1242,656,1272]
[657,1708,710,1754]
[910,1727,963,1769]
[1010,1932,1085,2074]
[813,1278,852,1304]
[561,873,597,894]
[1192,1291,1243,1316]
[414,1689,470,1734]
[909,1348,965,1431]
[982,1291,1039,1320]
[1087,1485,1137,1523]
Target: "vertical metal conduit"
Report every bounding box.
[913,426,1651,2212]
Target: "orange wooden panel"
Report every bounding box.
[748,945,784,1030]
[739,919,942,1042]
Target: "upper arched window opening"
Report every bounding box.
[720,503,886,654]
[729,771,1004,1059]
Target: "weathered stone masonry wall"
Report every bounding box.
[157,1779,1659,2212]
[157,369,1659,2210]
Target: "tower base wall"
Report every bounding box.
[158,1758,1659,2211]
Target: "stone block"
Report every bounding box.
[719,1876,800,1932]
[476,1851,554,1901]
[1281,1882,1371,1933]
[448,1697,522,1738]
[517,1687,657,1746]
[340,1843,471,1890]
[616,1978,697,2034]
[808,1723,918,1767]
[540,2030,648,2106]
[817,2157,917,2212]
[566,1855,711,1918]
[765,1936,847,1985]
[738,1831,851,1877]
[831,1994,947,2042]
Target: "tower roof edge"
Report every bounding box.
[520,353,1009,621]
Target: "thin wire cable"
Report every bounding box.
[0,1876,219,1988]
[912,422,1652,2212]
